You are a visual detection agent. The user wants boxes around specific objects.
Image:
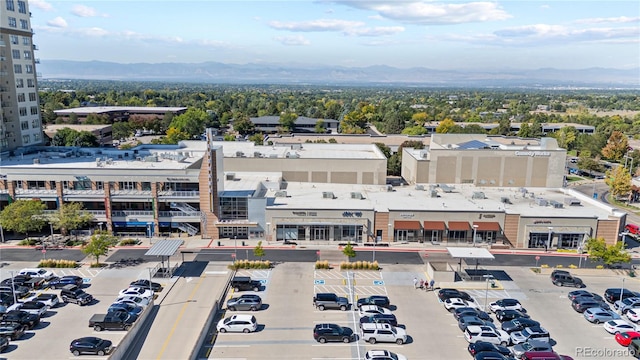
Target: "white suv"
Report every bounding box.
[217,314,258,333]
[360,323,407,345]
[464,325,510,346]
[18,268,56,281]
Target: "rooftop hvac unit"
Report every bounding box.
[235,151,245,157]
[322,192,336,199]
[472,192,486,199]
[415,185,425,191]
[274,191,287,197]
[350,192,364,200]
[106,158,113,164]
[419,150,428,159]
[501,197,512,204]
[226,173,236,181]
[96,157,101,164]
[386,185,394,192]
[439,184,455,193]
[549,200,564,208]
[535,198,548,206]
[430,190,438,198]
[144,155,158,162]
[268,154,278,158]
[33,158,40,164]
[564,198,581,206]
[254,152,263,158]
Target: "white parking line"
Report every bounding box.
[214,344,251,347]
[311,344,353,347]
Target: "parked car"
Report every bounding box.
[604,319,638,334]
[444,297,481,312]
[0,275,33,288]
[474,351,510,360]
[616,331,640,346]
[364,350,407,360]
[583,307,620,323]
[604,288,640,304]
[0,336,8,353]
[490,299,524,313]
[572,298,610,313]
[360,323,406,344]
[69,336,113,356]
[227,294,262,311]
[567,290,603,302]
[464,325,510,346]
[467,341,512,358]
[48,275,83,289]
[357,295,391,309]
[502,318,541,333]
[627,308,640,323]
[89,312,137,331]
[108,302,143,317]
[26,293,59,308]
[438,288,474,302]
[313,293,349,311]
[512,339,554,359]
[550,272,583,287]
[359,313,398,328]
[614,297,640,314]
[495,309,530,322]
[115,295,150,307]
[118,287,154,300]
[459,316,496,332]
[0,322,25,340]
[510,326,550,345]
[359,305,393,317]
[11,301,49,317]
[18,268,56,281]
[630,339,640,357]
[216,314,258,333]
[61,285,93,306]
[0,285,30,298]
[129,279,162,292]
[0,309,40,329]
[521,352,573,360]
[230,277,261,292]
[313,323,355,343]
[455,308,493,322]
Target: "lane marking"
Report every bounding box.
[155,276,204,360]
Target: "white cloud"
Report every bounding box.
[328,1,511,25]
[540,5,550,10]
[82,27,109,37]
[346,26,404,37]
[575,16,640,24]
[29,0,53,11]
[269,19,364,32]
[71,5,107,18]
[274,35,311,46]
[47,16,68,28]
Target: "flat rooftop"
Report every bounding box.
[207,141,386,160]
[268,182,621,220]
[54,106,187,115]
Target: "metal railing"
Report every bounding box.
[110,190,152,195]
[65,189,104,195]
[111,210,154,217]
[158,211,202,217]
[15,189,56,194]
[158,190,200,197]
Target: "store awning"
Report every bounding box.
[423,221,446,231]
[448,221,470,231]
[473,222,501,231]
[394,220,422,230]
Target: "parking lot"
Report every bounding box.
[208,263,638,360]
[0,263,172,359]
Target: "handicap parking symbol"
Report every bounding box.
[82,278,91,284]
[314,279,325,285]
[373,280,384,286]
[259,279,267,285]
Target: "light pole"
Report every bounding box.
[265,222,270,242]
[547,227,553,251]
[472,225,479,247]
[620,278,626,314]
[98,222,103,232]
[0,224,4,243]
[620,232,629,250]
[9,270,17,305]
[234,235,238,259]
[483,274,494,312]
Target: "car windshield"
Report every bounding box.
[521,328,532,337]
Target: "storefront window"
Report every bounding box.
[448,230,467,243]
[219,197,248,220]
[276,225,299,241]
[424,230,441,243]
[528,233,549,248]
[558,234,581,249]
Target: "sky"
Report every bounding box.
[26,0,640,70]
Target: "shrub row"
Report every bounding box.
[340,261,379,270]
[118,239,141,246]
[38,259,78,268]
[228,260,272,270]
[315,260,330,269]
[18,238,38,246]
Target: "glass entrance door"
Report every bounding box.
[397,230,408,242]
[311,226,329,241]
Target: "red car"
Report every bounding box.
[615,331,640,346]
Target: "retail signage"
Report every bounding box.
[167,177,190,181]
[515,151,551,157]
[292,211,317,216]
[534,220,552,224]
[399,213,414,219]
[480,214,496,219]
[342,211,363,217]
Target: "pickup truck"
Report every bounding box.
[89,312,137,331]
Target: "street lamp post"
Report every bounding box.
[620,232,628,250]
[472,225,479,247]
[547,227,553,251]
[265,222,270,243]
[620,278,626,314]
[0,224,4,243]
[483,274,494,312]
[234,235,238,259]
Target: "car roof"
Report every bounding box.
[230,314,255,321]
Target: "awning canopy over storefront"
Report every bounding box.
[423,221,446,231]
[448,221,470,231]
[473,221,501,231]
[394,220,421,230]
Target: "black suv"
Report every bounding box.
[0,310,40,329]
[230,277,261,292]
[313,323,355,343]
[313,293,350,311]
[551,271,583,287]
[0,322,26,340]
[438,288,473,302]
[604,288,639,303]
[359,313,398,327]
[357,295,391,309]
[61,285,93,305]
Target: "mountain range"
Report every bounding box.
[36,60,640,88]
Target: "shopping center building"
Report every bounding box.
[0,131,626,249]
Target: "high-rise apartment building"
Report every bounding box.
[0,0,43,153]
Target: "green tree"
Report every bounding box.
[518,123,532,138]
[112,121,133,141]
[82,231,119,265]
[553,126,577,150]
[52,202,94,236]
[401,125,428,135]
[342,242,356,262]
[0,200,46,236]
[605,165,632,199]
[233,113,255,136]
[253,240,266,260]
[411,112,428,126]
[162,127,191,144]
[374,143,392,158]
[435,118,456,134]
[170,108,209,138]
[279,111,298,132]
[601,131,629,161]
[248,133,264,145]
[585,237,631,266]
[314,120,325,133]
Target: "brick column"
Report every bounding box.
[151,182,159,235]
[104,182,113,232]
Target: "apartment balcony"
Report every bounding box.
[110,190,153,201]
[32,44,38,51]
[112,210,154,217]
[65,189,104,195]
